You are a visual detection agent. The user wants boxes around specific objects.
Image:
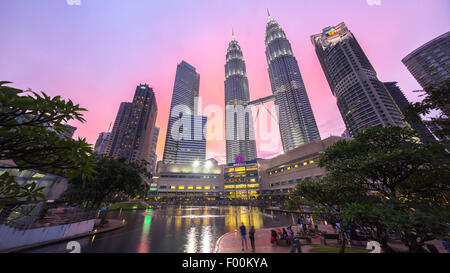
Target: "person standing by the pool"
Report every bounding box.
[249,226,256,252]
[240,223,248,251]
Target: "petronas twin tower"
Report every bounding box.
[225,13,321,164]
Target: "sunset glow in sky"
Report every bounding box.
[1,0,449,164]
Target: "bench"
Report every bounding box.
[349,234,368,246]
[321,233,341,245]
[276,238,292,246]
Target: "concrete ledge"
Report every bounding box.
[1,219,126,253]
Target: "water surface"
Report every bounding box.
[26,206,296,253]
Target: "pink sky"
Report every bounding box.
[1,0,449,164]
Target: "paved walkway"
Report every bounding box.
[215,224,449,253]
[215,225,341,253]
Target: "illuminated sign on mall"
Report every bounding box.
[325,28,337,36]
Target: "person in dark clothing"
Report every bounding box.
[249,226,256,252]
[270,230,277,244]
[239,222,248,251]
[282,228,288,240]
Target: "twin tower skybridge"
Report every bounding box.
[247,94,278,124]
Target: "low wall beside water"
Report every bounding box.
[0,219,96,251]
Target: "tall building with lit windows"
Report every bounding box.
[223,161,259,200]
[311,22,406,136]
[402,31,450,91]
[105,84,158,170]
[265,13,321,153]
[162,61,207,164]
[225,33,257,164]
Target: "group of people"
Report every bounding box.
[270,226,295,245]
[239,223,256,252]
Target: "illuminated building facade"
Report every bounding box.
[104,84,158,170]
[148,127,159,174]
[402,31,450,91]
[156,161,223,199]
[265,13,321,153]
[258,136,343,196]
[163,61,206,164]
[311,22,405,136]
[225,33,257,164]
[223,161,259,200]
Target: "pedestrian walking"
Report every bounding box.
[239,222,248,251]
[249,226,256,252]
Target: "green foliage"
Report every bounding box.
[404,78,450,142]
[0,81,96,209]
[289,125,450,252]
[65,157,151,208]
[309,245,370,253]
[0,172,46,209]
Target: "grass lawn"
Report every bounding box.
[309,245,371,253]
[108,201,147,210]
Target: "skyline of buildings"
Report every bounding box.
[265,13,321,152]
[224,33,257,164]
[311,22,406,137]
[90,18,445,166]
[3,1,448,163]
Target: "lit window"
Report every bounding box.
[204,186,211,190]
[187,186,194,190]
[303,162,308,166]
[196,186,202,190]
[178,186,185,190]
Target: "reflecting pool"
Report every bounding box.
[26,206,296,253]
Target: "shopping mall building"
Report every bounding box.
[153,136,344,200]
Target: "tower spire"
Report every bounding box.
[267,8,270,17]
[232,27,235,40]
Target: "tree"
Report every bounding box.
[287,177,366,253]
[64,157,151,208]
[319,126,449,252]
[0,81,96,209]
[404,79,450,142]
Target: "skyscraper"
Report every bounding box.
[311,22,405,136]
[402,31,449,91]
[148,127,159,174]
[176,114,207,164]
[94,132,111,155]
[265,13,321,153]
[104,102,132,158]
[105,84,158,170]
[225,32,257,164]
[383,82,435,143]
[162,61,207,164]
